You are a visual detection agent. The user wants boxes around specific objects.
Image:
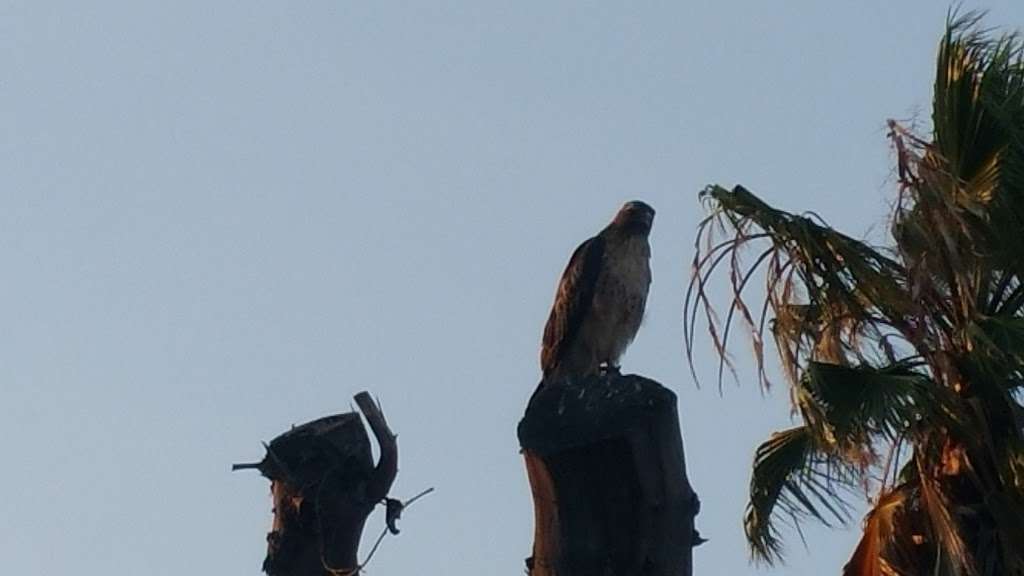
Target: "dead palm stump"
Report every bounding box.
[233,392,397,576]
[518,373,700,576]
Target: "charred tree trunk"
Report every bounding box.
[518,373,701,576]
[233,392,398,576]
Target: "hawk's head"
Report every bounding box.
[611,200,655,235]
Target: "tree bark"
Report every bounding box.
[519,373,700,576]
[233,391,398,576]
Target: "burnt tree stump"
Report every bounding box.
[518,373,700,576]
[233,392,397,576]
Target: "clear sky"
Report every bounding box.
[3,2,1023,575]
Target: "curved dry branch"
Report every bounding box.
[354,392,399,503]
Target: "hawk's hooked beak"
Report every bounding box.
[640,208,655,226]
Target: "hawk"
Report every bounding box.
[541,200,654,382]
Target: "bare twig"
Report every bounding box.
[329,487,436,576]
[231,461,262,472]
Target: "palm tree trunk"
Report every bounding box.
[233,391,398,576]
[519,373,702,575]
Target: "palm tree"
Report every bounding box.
[685,13,1024,575]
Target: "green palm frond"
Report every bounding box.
[747,363,963,565]
[745,426,858,563]
[967,317,1024,379]
[798,362,958,448]
[933,12,1005,189]
[933,11,1024,200]
[896,12,1024,323]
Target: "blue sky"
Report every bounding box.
[2,2,1022,574]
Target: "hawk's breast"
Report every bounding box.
[589,234,651,360]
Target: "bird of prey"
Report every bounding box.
[540,200,655,382]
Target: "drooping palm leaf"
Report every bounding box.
[688,184,914,393]
[745,425,858,563]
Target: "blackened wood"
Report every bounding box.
[234,392,398,576]
[519,373,700,576]
[354,392,398,504]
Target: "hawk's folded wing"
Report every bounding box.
[541,235,606,376]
